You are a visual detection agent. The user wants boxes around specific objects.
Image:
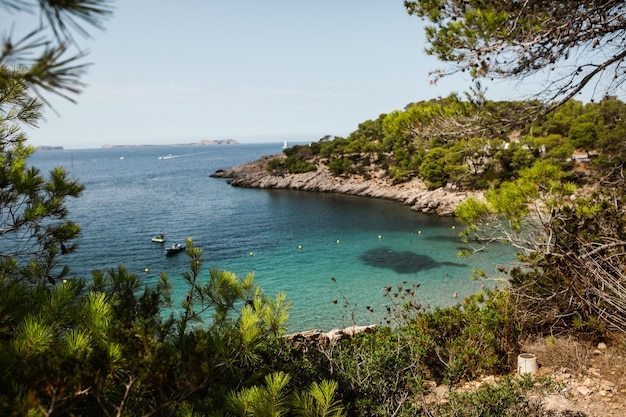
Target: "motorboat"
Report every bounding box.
[151,234,164,243]
[165,242,185,256]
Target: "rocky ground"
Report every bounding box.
[523,335,626,416]
[211,154,482,216]
[418,336,626,417]
[286,328,626,416]
[428,336,626,416]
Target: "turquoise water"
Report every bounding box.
[30,144,514,331]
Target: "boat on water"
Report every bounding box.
[165,242,185,256]
[282,140,288,149]
[151,234,164,243]
[158,154,175,160]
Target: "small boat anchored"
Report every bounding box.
[282,140,288,149]
[151,234,165,243]
[165,242,185,256]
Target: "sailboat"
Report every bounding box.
[282,140,288,149]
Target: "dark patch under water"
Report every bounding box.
[360,247,465,274]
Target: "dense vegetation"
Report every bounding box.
[4,0,626,415]
[270,95,626,187]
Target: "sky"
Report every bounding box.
[10,1,524,149]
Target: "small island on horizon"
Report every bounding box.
[101,139,239,148]
[34,146,65,151]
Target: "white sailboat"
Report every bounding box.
[282,140,287,149]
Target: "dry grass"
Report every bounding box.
[519,333,626,417]
[520,335,594,374]
[520,333,626,376]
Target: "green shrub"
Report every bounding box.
[289,285,522,416]
[431,375,574,417]
[328,327,429,416]
[417,289,519,383]
[328,157,354,176]
[281,146,318,173]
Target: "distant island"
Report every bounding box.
[35,146,64,151]
[101,139,239,149]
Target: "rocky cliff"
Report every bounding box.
[211,154,483,216]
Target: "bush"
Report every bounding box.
[328,157,354,176]
[280,286,522,416]
[429,376,574,417]
[279,145,318,173]
[1,240,293,416]
[418,289,520,383]
[327,327,429,416]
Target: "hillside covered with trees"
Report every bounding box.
[270,94,626,189]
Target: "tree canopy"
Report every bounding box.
[0,0,112,285]
[405,0,626,111]
[282,95,626,190]
[1,0,113,112]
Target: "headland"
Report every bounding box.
[211,154,482,216]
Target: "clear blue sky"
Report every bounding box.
[14,1,520,149]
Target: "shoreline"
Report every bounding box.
[210,154,482,216]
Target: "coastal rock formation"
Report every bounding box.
[284,325,377,350]
[211,154,483,216]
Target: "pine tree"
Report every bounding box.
[1,0,113,284]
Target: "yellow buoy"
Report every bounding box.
[249,252,254,256]
[336,240,340,244]
[298,245,302,250]
[418,230,422,234]
[144,268,149,273]
[378,235,382,239]
[452,225,456,229]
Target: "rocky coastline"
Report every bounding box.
[210,154,483,216]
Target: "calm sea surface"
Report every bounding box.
[30,144,513,332]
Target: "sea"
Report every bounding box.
[29,143,514,332]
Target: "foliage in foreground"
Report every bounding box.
[405,0,626,112]
[2,244,561,417]
[0,239,299,416]
[456,158,626,335]
[280,286,520,416]
[428,375,581,417]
